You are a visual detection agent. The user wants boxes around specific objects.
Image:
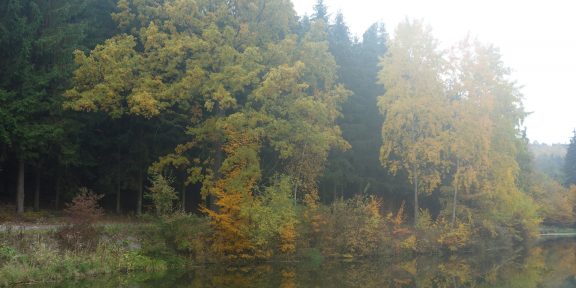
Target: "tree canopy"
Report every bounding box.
[0,0,572,261]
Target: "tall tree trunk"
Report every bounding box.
[116,140,122,214]
[55,167,61,210]
[293,182,299,205]
[333,181,337,203]
[116,181,121,214]
[211,135,223,212]
[17,159,25,214]
[413,165,419,225]
[181,177,186,212]
[0,170,5,200]
[363,182,371,194]
[137,124,145,216]
[209,108,226,211]
[34,167,40,212]
[137,168,143,216]
[411,122,419,225]
[451,184,458,228]
[451,159,460,228]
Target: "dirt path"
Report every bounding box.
[0,224,63,232]
[0,222,142,233]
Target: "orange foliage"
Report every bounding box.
[279,223,297,254]
[202,123,262,260]
[390,202,410,237]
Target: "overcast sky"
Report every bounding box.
[291,0,576,144]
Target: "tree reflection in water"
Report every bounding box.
[41,239,576,288]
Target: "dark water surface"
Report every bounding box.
[44,238,576,288]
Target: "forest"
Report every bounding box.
[1,0,576,283]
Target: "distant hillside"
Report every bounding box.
[530,143,567,181]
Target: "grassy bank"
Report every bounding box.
[0,226,166,287]
[0,191,541,287]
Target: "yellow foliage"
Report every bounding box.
[128,90,160,117]
[280,268,297,288]
[438,222,471,251]
[400,235,417,251]
[389,202,411,239]
[400,259,418,276]
[279,223,297,254]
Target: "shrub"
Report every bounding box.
[146,173,178,216]
[240,176,298,257]
[319,196,385,257]
[120,251,167,272]
[56,188,103,252]
[141,212,213,264]
[438,221,471,251]
[65,187,104,224]
[162,212,212,261]
[412,209,472,252]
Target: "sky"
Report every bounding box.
[291,0,576,144]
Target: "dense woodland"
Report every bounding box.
[1,0,576,262]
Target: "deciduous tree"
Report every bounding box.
[378,20,450,224]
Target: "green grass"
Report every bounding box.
[539,226,576,234]
[0,230,167,287]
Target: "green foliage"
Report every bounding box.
[525,171,575,226]
[141,212,213,263]
[317,196,385,257]
[413,209,471,252]
[119,251,167,272]
[438,222,471,252]
[240,176,297,253]
[0,244,18,262]
[415,209,435,233]
[0,0,561,270]
[564,130,576,186]
[0,0,110,213]
[530,143,566,182]
[312,0,329,22]
[322,16,393,204]
[0,238,166,287]
[146,173,178,216]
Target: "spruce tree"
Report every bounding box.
[321,20,394,202]
[312,0,329,22]
[0,0,84,213]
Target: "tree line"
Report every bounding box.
[1,0,574,252]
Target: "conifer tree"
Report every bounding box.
[0,0,105,213]
[564,130,576,187]
[322,17,393,202]
[312,0,329,22]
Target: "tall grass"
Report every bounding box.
[0,232,166,287]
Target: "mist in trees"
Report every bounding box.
[0,0,574,262]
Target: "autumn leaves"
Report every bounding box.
[378,20,540,238]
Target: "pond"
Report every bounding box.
[42,238,576,288]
